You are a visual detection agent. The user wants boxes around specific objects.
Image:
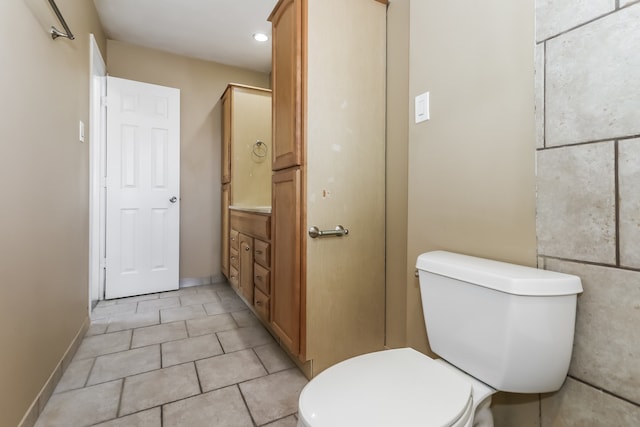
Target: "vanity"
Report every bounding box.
[220,84,273,321]
[228,207,272,323]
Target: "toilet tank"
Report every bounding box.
[416,251,582,393]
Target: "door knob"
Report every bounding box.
[169,196,177,203]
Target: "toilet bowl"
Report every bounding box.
[297,348,495,427]
[296,251,583,427]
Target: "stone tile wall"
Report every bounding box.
[535,1,640,425]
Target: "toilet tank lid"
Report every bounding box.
[416,251,583,296]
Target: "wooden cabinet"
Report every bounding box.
[229,229,239,290]
[271,168,302,355]
[221,183,231,278]
[238,233,254,302]
[270,0,303,171]
[229,210,272,323]
[219,84,271,280]
[268,0,387,377]
[221,88,232,184]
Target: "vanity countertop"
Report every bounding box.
[229,205,272,215]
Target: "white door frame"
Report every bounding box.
[89,34,107,314]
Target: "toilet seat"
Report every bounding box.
[298,348,474,427]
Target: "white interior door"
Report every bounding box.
[105,76,180,299]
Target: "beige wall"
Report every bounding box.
[0,0,106,425]
[384,0,409,349]
[405,0,538,424]
[107,40,270,283]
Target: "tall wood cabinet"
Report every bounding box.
[220,84,272,279]
[269,0,387,377]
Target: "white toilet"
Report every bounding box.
[297,251,583,427]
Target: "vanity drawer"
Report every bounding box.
[230,229,239,251]
[229,266,239,290]
[253,262,270,294]
[254,240,270,268]
[230,248,239,270]
[254,288,270,322]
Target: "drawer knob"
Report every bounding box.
[244,246,251,252]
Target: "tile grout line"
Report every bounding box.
[614,140,621,267]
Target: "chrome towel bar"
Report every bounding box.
[47,0,75,40]
[308,225,349,239]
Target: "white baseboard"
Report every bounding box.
[18,317,89,427]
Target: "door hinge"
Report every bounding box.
[101,96,108,108]
[100,176,107,188]
[100,258,107,269]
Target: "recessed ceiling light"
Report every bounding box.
[253,33,269,42]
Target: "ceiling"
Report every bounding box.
[93,0,279,73]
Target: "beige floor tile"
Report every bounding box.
[85,321,108,336]
[162,334,223,367]
[196,349,267,392]
[158,287,198,299]
[206,282,231,293]
[203,297,247,316]
[179,291,220,307]
[231,310,262,327]
[217,288,241,300]
[160,304,207,323]
[264,415,299,427]
[131,321,187,348]
[254,343,295,374]
[137,297,180,313]
[92,302,138,320]
[74,330,131,360]
[163,386,253,427]
[35,380,122,427]
[240,368,308,426]
[54,358,94,393]
[217,326,275,353]
[186,313,237,337]
[119,363,200,416]
[92,407,160,427]
[87,345,160,385]
[115,294,159,304]
[105,311,160,333]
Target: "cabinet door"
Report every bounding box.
[270,0,303,171]
[221,183,230,278]
[239,233,254,303]
[271,167,302,355]
[221,88,232,183]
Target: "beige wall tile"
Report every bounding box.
[535,0,614,42]
[535,43,545,149]
[545,5,640,146]
[545,259,640,404]
[619,138,640,268]
[536,143,616,263]
[542,378,640,426]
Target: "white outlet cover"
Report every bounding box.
[415,92,430,123]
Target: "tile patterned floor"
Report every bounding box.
[35,283,307,427]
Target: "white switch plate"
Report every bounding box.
[79,120,85,142]
[415,92,430,123]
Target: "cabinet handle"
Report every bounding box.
[255,250,263,255]
[244,245,251,252]
[256,276,263,282]
[256,300,262,306]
